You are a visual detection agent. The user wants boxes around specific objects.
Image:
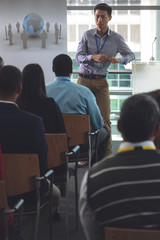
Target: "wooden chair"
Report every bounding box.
[104,227,160,240]
[45,133,80,239]
[2,153,54,240]
[62,114,99,168]
[0,180,24,240]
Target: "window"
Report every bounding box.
[68,25,76,41]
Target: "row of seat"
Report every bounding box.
[0,114,97,240]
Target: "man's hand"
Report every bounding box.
[109,57,120,64]
[92,54,109,63]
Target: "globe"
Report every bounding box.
[23,13,44,36]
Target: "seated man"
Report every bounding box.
[80,93,160,240]
[46,54,109,164]
[0,65,60,212]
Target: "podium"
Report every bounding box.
[132,62,160,94]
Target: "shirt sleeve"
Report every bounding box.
[118,35,135,65]
[79,171,104,240]
[75,32,93,64]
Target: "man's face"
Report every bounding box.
[94,9,112,32]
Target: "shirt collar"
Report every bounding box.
[0,100,17,105]
[118,141,156,153]
[55,76,71,82]
[94,28,111,37]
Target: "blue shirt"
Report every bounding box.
[46,77,103,131]
[76,28,135,75]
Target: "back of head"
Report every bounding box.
[119,93,160,142]
[94,3,112,17]
[21,63,46,100]
[52,54,72,77]
[0,65,22,99]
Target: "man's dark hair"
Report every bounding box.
[52,54,72,77]
[0,65,22,98]
[94,3,112,17]
[119,93,160,142]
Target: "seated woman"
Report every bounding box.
[17,63,66,133]
[17,64,66,201]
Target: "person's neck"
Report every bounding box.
[97,27,108,37]
[0,96,16,103]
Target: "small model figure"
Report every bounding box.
[46,21,50,32]
[54,23,59,44]
[59,24,62,39]
[8,29,13,45]
[5,26,8,40]
[16,21,20,33]
[40,30,47,48]
[21,29,28,49]
[8,23,12,31]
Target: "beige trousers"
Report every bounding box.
[77,76,112,155]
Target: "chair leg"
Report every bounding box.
[65,160,69,240]
[34,180,41,240]
[34,206,40,240]
[49,174,53,240]
[3,210,9,240]
[75,171,78,230]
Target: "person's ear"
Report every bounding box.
[17,84,22,95]
[152,123,160,140]
[117,119,122,133]
[109,16,112,21]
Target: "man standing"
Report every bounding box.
[46,54,109,164]
[79,93,160,240]
[76,3,135,155]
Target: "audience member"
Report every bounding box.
[148,89,160,149]
[46,54,109,164]
[79,93,160,240]
[17,63,66,133]
[0,65,60,212]
[0,57,4,68]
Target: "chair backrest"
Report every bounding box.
[104,227,160,240]
[62,114,90,146]
[2,154,40,197]
[0,180,8,210]
[45,133,68,169]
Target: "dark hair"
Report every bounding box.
[119,93,160,142]
[52,54,72,77]
[0,65,22,98]
[94,3,112,17]
[148,89,160,107]
[19,64,46,102]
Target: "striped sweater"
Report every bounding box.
[87,148,160,229]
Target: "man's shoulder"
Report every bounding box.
[83,28,96,37]
[46,81,55,88]
[109,30,123,40]
[19,108,43,124]
[74,82,95,95]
